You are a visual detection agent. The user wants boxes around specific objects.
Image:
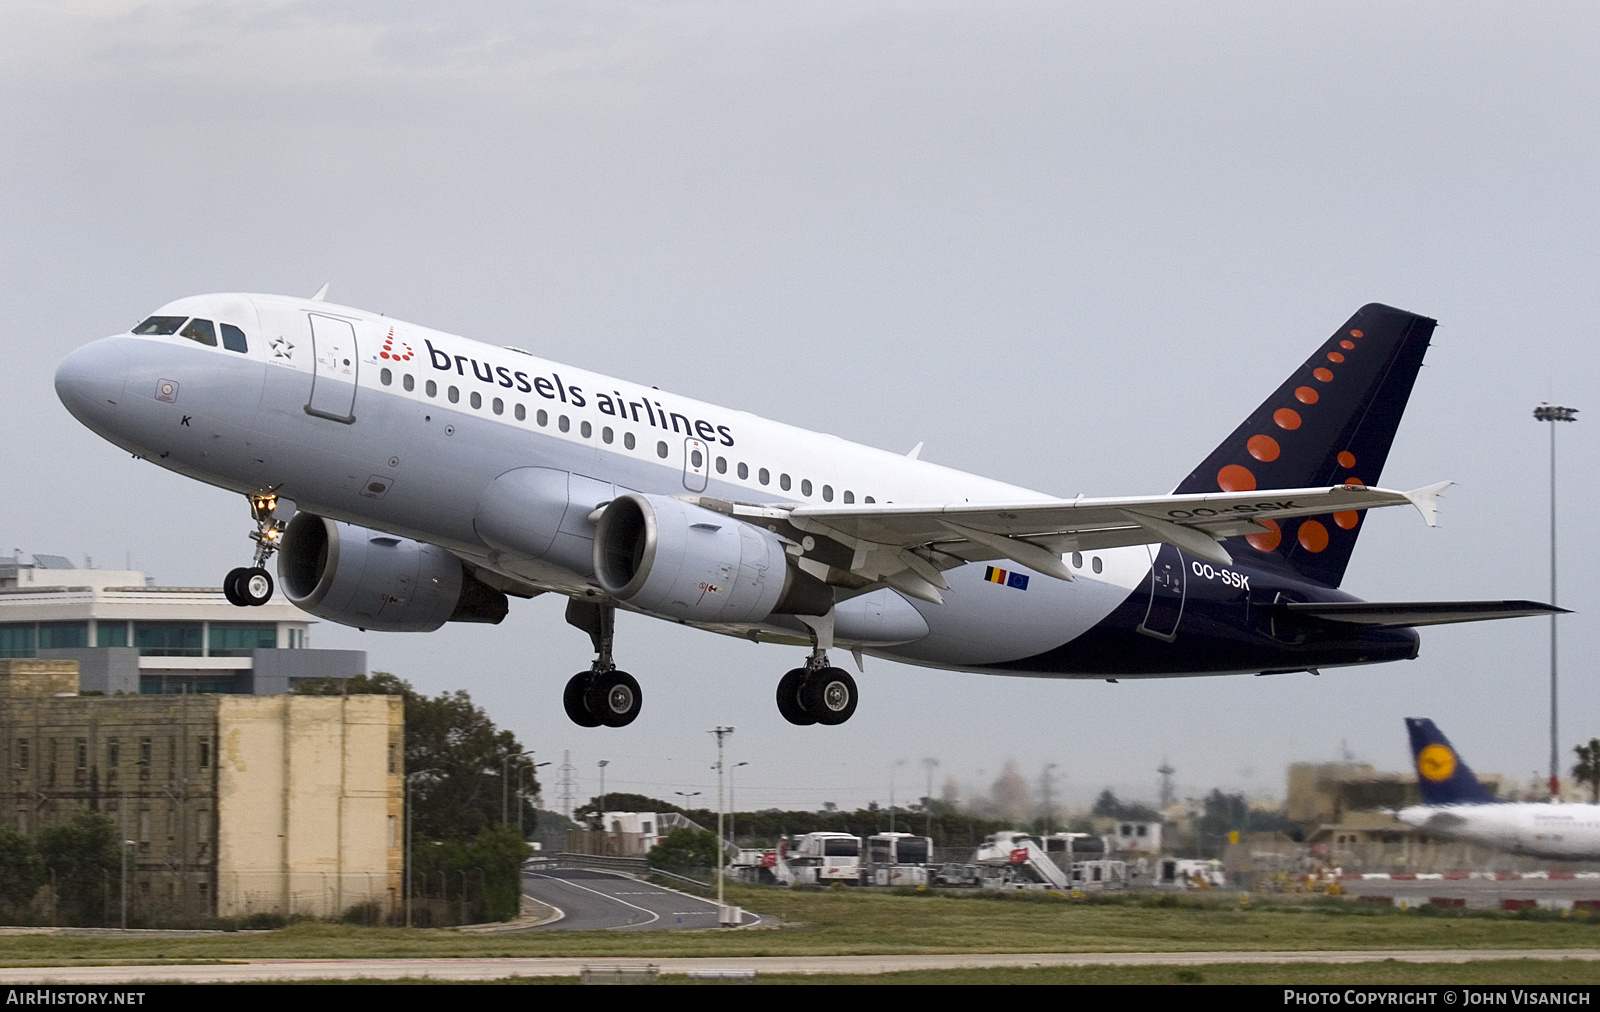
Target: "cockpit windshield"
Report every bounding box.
[179,319,217,347]
[132,316,186,336]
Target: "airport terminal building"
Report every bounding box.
[0,554,363,694]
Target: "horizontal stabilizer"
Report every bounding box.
[1271,599,1568,628]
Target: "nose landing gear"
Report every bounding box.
[776,644,858,726]
[224,491,286,607]
[563,599,642,728]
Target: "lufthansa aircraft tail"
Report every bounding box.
[1405,717,1497,806]
[1175,304,1436,588]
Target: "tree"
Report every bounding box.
[0,827,43,920]
[296,672,539,840]
[574,793,682,827]
[36,812,118,926]
[1573,739,1600,803]
[647,827,720,870]
[1092,789,1162,823]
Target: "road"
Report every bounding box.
[520,868,761,930]
[0,950,1597,984]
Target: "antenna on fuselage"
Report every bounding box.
[310,282,330,302]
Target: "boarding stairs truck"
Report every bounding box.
[974,831,1071,890]
[866,832,934,887]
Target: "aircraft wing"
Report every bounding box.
[1270,600,1569,627]
[738,481,1450,604]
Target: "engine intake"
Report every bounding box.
[278,513,508,632]
[593,493,831,623]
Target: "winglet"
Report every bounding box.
[311,282,331,302]
[1403,481,1453,528]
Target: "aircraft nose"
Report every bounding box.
[55,338,129,427]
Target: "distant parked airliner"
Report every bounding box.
[55,294,1559,727]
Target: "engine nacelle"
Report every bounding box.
[593,493,831,623]
[278,513,508,632]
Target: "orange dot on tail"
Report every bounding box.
[1337,450,1356,468]
[1274,408,1302,430]
[1334,511,1360,530]
[1298,520,1329,552]
[1340,340,1355,350]
[1350,329,1364,338]
[1313,367,1334,382]
[1295,386,1319,404]
[1246,518,1281,552]
[1217,464,1257,492]
[1247,435,1281,462]
[1327,351,1345,363]
[1343,477,1364,486]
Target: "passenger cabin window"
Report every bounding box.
[780,474,792,491]
[470,391,482,409]
[133,316,186,336]
[515,403,525,421]
[179,319,216,347]
[801,479,812,497]
[737,462,748,479]
[537,409,548,426]
[716,457,727,473]
[493,397,503,415]
[219,323,248,353]
[843,490,854,503]
[403,374,415,392]
[559,415,571,433]
[380,368,392,386]
[581,421,592,438]
[624,432,635,449]
[656,440,668,458]
[425,380,437,397]
[822,484,833,502]
[448,386,459,403]
[759,468,769,485]
[602,426,613,444]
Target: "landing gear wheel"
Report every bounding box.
[776,668,816,726]
[563,672,603,728]
[223,568,250,607]
[801,667,858,726]
[239,567,274,606]
[586,670,642,728]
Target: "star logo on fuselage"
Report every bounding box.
[271,336,295,360]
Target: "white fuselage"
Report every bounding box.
[1396,803,1600,861]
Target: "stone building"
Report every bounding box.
[0,658,402,923]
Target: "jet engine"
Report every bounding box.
[593,493,831,623]
[278,513,508,632]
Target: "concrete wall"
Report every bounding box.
[0,658,81,696]
[216,695,402,919]
[37,648,140,694]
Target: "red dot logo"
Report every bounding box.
[1340,340,1355,350]
[1334,511,1360,530]
[1350,329,1364,338]
[1298,520,1329,553]
[1337,450,1356,468]
[1327,351,1345,363]
[1295,386,1319,404]
[1246,518,1281,552]
[1313,367,1334,382]
[1274,408,1302,430]
[1217,464,1256,492]
[1247,435,1280,462]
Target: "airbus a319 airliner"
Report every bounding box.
[54,294,1558,728]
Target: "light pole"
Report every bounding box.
[1534,403,1578,801]
[503,750,534,825]
[889,759,906,833]
[922,758,939,839]
[709,726,734,923]
[120,839,135,929]
[1042,763,1059,836]
[728,762,748,849]
[596,760,610,825]
[404,769,437,928]
[520,761,550,837]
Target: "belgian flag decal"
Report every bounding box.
[984,566,1029,590]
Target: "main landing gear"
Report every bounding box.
[563,600,642,728]
[224,491,285,608]
[776,646,859,727]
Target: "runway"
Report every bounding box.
[518,868,761,930]
[1340,875,1600,910]
[0,950,1596,984]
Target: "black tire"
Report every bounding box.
[586,670,642,728]
[776,667,816,726]
[801,666,858,725]
[240,567,274,606]
[223,568,249,607]
[563,672,603,728]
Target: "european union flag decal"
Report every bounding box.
[984,566,1029,590]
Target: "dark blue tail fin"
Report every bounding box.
[1174,304,1436,587]
[1406,717,1496,805]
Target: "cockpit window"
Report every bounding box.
[180,319,217,347]
[132,316,187,336]
[219,323,248,353]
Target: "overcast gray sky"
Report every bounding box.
[3,2,1597,816]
